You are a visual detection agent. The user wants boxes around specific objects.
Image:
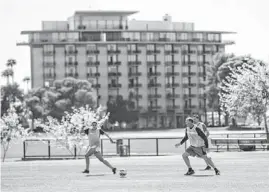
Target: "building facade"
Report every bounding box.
[17,10,235,128]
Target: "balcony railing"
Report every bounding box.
[167,105,180,110]
[127,50,141,54]
[166,93,180,99]
[166,83,180,88]
[86,50,100,54]
[182,50,196,55]
[147,72,161,76]
[128,61,142,66]
[86,61,100,66]
[146,50,161,54]
[198,83,205,88]
[43,62,55,67]
[108,72,121,76]
[199,94,207,99]
[148,106,162,111]
[184,105,197,109]
[65,61,78,66]
[165,61,179,65]
[65,50,78,55]
[87,72,100,77]
[44,73,56,78]
[108,84,122,88]
[183,83,197,88]
[165,72,180,76]
[148,94,162,99]
[65,73,78,78]
[107,50,121,54]
[147,61,161,66]
[165,50,179,54]
[148,83,161,88]
[198,72,206,77]
[108,61,121,66]
[182,72,197,77]
[183,94,196,99]
[128,72,142,77]
[128,83,142,88]
[43,51,55,55]
[129,93,142,99]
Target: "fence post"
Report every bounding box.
[128,139,131,156]
[101,139,103,156]
[48,140,51,159]
[74,145,77,159]
[227,134,229,151]
[23,141,26,160]
[156,138,159,156]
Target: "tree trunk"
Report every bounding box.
[225,113,229,126]
[2,141,10,162]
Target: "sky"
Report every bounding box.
[0,0,268,90]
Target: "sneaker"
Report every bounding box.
[184,169,195,176]
[204,166,211,170]
[112,168,117,174]
[82,169,89,174]
[214,168,220,175]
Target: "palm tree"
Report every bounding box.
[6,59,16,84]
[1,69,14,85]
[23,76,31,92]
[205,53,235,126]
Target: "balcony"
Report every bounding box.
[182,72,197,77]
[165,72,180,76]
[166,83,180,88]
[92,84,101,89]
[128,83,142,88]
[148,83,161,88]
[65,61,78,66]
[198,83,205,88]
[108,84,122,88]
[147,72,161,77]
[167,105,180,111]
[198,72,206,77]
[107,50,121,54]
[165,50,179,54]
[183,83,197,88]
[199,94,207,99]
[43,62,55,67]
[184,105,197,110]
[147,61,161,66]
[43,51,55,56]
[87,72,100,78]
[44,73,56,78]
[148,94,162,99]
[183,94,196,99]
[146,50,161,54]
[148,106,162,111]
[197,50,212,55]
[129,93,142,99]
[128,72,142,77]
[86,61,100,66]
[127,50,141,54]
[65,50,78,55]
[108,72,121,76]
[165,61,179,65]
[182,50,196,55]
[65,73,78,78]
[128,61,142,66]
[166,93,180,99]
[86,50,100,54]
[108,61,121,66]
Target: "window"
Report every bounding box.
[108,44,117,50]
[87,67,96,74]
[88,56,96,62]
[65,45,75,52]
[67,56,75,63]
[108,66,117,72]
[165,45,172,51]
[128,55,136,61]
[44,56,53,63]
[108,55,117,62]
[199,88,205,94]
[183,88,189,94]
[87,44,96,51]
[183,78,188,84]
[127,44,136,51]
[165,55,172,62]
[147,55,155,61]
[166,77,173,84]
[44,45,53,52]
[147,44,155,50]
[183,67,188,73]
[166,66,172,73]
[146,33,154,41]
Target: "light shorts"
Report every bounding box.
[186,145,207,157]
[89,145,101,153]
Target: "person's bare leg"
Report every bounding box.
[84,148,95,171]
[95,152,114,169]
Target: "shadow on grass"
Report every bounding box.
[191,175,214,177]
[86,174,106,177]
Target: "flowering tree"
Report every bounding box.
[220,59,269,140]
[36,105,109,157]
[0,107,31,162]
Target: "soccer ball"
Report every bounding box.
[119,169,127,178]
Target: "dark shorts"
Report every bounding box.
[186,146,207,157]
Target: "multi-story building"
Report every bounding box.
[17,10,235,128]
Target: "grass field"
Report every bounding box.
[1,151,269,192]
